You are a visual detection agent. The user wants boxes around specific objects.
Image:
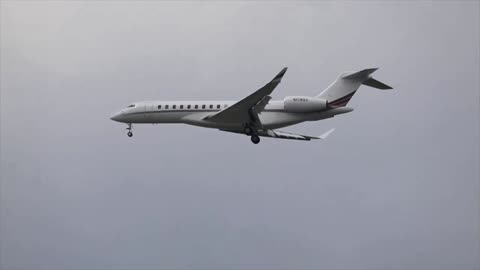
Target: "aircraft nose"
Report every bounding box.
[110,111,123,122]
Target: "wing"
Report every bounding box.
[259,128,335,141]
[220,128,335,141]
[204,67,287,123]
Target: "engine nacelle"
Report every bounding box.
[283,96,328,113]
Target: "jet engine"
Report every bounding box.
[283,96,328,113]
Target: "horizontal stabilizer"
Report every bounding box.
[362,77,393,90]
[342,68,378,80]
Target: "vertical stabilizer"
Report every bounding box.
[317,68,391,107]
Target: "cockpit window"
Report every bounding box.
[127,104,136,108]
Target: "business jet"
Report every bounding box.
[110,68,392,144]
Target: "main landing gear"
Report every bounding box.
[250,135,260,144]
[244,125,260,144]
[126,123,133,137]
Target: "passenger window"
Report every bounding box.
[180,105,183,109]
[209,105,213,109]
[217,104,220,109]
[187,105,191,109]
[158,105,162,109]
[128,104,135,108]
[195,105,198,109]
[202,105,205,109]
[166,105,169,109]
[173,105,176,109]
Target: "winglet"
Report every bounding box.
[272,67,288,82]
[319,128,335,139]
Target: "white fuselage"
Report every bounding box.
[110,100,353,131]
[110,67,391,143]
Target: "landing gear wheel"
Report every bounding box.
[251,135,260,144]
[126,123,133,137]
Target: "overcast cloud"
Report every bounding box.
[1,1,479,270]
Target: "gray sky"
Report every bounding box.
[1,1,479,270]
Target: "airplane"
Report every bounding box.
[110,67,392,144]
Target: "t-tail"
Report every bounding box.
[317,68,393,107]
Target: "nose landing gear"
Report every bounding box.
[126,123,133,137]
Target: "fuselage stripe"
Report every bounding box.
[328,91,356,106]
